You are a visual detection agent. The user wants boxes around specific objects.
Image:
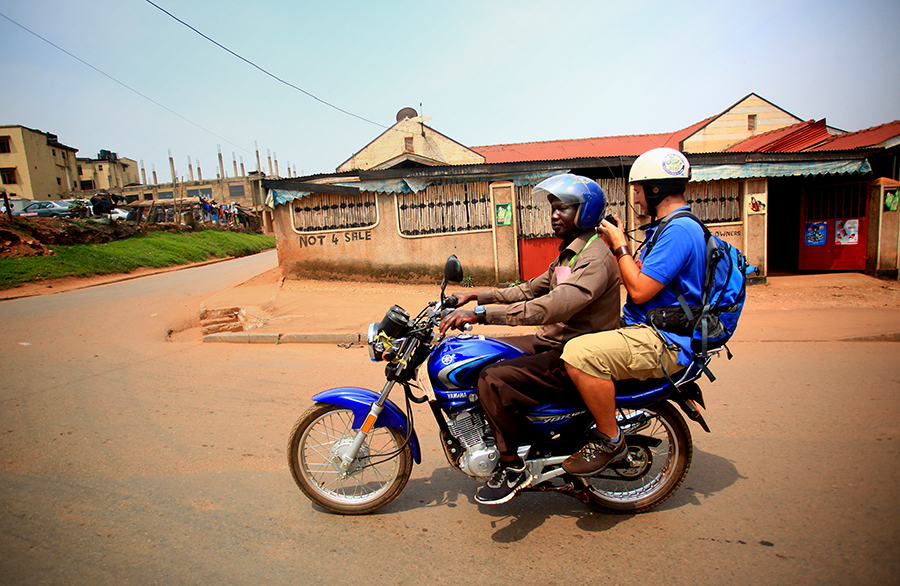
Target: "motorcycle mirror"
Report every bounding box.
[444,255,463,283]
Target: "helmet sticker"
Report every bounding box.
[662,154,685,176]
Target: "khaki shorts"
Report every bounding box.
[561,324,683,381]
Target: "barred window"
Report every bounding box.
[292,191,377,232]
[516,184,552,238]
[397,181,491,236]
[686,179,741,223]
[599,177,628,224]
[803,182,867,220]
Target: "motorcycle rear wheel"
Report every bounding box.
[287,403,413,515]
[579,402,691,514]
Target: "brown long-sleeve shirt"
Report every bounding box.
[477,230,621,347]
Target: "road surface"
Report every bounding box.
[1,253,898,585]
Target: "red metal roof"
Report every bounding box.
[473,118,714,163]
[807,120,900,151]
[727,120,832,152]
[471,115,900,164]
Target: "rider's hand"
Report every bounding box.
[598,215,627,250]
[449,292,479,306]
[439,310,478,336]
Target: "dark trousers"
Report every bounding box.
[478,335,583,458]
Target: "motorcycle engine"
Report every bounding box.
[446,410,499,479]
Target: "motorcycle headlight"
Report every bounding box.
[367,322,382,361]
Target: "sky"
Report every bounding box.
[2,0,899,181]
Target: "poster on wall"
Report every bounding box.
[805,222,827,246]
[495,203,512,226]
[748,194,767,214]
[885,189,899,212]
[835,219,859,245]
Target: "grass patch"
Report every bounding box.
[0,230,275,289]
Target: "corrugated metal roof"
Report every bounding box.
[727,119,833,152]
[808,120,900,151]
[473,118,714,163]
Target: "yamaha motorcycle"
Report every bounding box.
[287,255,714,515]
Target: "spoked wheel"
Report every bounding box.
[578,402,692,514]
[287,403,413,515]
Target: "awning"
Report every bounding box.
[691,159,872,182]
[269,170,563,207]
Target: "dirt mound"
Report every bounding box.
[0,216,147,257]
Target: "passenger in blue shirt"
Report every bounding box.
[560,147,706,477]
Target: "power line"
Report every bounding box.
[0,11,252,154]
[145,0,389,131]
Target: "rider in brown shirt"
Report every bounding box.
[440,174,620,505]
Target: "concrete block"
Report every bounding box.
[279,332,361,344]
[200,306,241,320]
[202,332,280,343]
[201,322,244,335]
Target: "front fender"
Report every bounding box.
[311,387,421,464]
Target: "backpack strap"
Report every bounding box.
[643,210,724,381]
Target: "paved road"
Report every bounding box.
[1,254,898,585]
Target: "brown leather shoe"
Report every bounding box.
[563,429,627,476]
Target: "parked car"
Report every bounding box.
[15,200,75,218]
[108,208,129,220]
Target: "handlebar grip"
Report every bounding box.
[443,296,459,309]
[462,323,473,332]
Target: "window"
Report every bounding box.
[397,181,491,235]
[77,165,82,175]
[685,179,742,223]
[1,168,16,184]
[293,192,378,232]
[98,164,103,171]
[0,137,11,153]
[748,114,758,132]
[57,177,61,185]
[158,191,173,199]
[228,183,245,198]
[80,180,94,190]
[404,136,414,152]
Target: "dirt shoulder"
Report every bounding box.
[4,263,900,310]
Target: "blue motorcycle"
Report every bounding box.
[287,256,714,515]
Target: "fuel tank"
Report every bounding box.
[427,335,527,410]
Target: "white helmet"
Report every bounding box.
[629,147,690,217]
[629,147,690,183]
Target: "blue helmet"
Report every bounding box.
[533,174,606,229]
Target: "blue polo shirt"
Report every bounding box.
[621,206,707,366]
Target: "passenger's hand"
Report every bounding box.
[439,310,478,336]
[598,215,627,250]
[449,292,479,306]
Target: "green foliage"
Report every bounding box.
[0,230,276,289]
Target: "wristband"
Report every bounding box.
[613,245,631,260]
[473,305,487,324]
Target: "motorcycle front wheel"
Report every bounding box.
[578,402,691,514]
[287,402,413,515]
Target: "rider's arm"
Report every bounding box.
[616,255,665,304]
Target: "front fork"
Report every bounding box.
[340,399,388,470]
[340,339,420,470]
